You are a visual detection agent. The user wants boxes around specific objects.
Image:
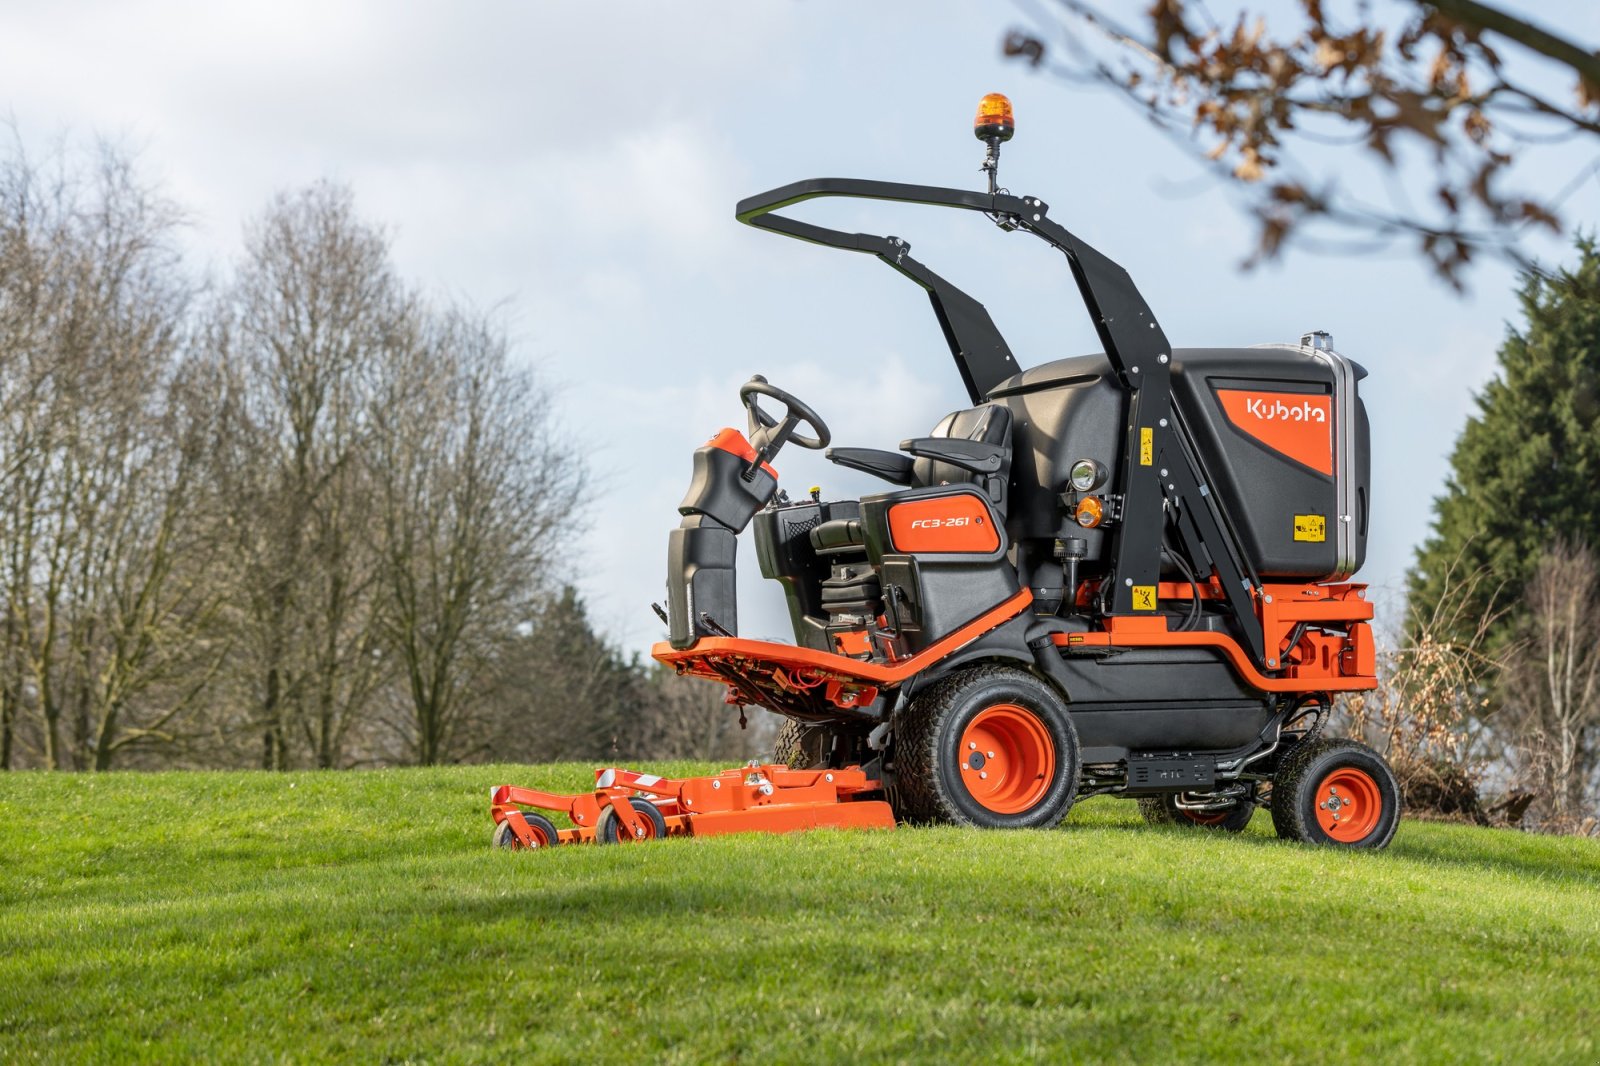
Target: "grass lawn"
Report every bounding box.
[2,762,1598,1064]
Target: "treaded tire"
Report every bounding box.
[1271,737,1400,849]
[1138,795,1254,832]
[493,811,559,849]
[890,665,1079,829]
[773,719,831,769]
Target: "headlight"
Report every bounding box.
[1069,459,1103,492]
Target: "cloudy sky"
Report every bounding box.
[5,1,1599,651]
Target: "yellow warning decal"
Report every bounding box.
[1139,427,1153,466]
[1294,514,1326,542]
[1131,585,1157,611]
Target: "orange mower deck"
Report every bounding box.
[491,762,895,849]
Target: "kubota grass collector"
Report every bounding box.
[492,94,1399,852]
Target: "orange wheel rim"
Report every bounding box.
[617,805,659,842]
[1315,767,1382,842]
[504,817,553,848]
[958,703,1056,815]
[1181,808,1230,826]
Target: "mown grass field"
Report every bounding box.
[2,764,1598,1064]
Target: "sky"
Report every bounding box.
[4,1,1599,652]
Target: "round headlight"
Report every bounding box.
[1069,459,1103,492]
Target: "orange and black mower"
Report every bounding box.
[491,94,1399,851]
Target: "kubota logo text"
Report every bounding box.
[1242,396,1326,423]
[1216,388,1335,476]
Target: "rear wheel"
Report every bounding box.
[493,811,560,850]
[891,665,1079,828]
[1138,794,1254,832]
[1271,737,1400,848]
[597,798,669,843]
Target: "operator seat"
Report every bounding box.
[809,403,1013,557]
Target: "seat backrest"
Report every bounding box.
[911,404,1012,488]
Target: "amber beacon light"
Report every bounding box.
[973,93,1015,142]
[974,93,1015,194]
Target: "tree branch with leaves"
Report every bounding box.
[1005,0,1600,285]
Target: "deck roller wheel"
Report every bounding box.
[493,811,560,850]
[598,797,668,843]
[890,665,1080,829]
[1270,737,1400,849]
[1139,795,1254,832]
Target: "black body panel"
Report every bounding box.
[1069,703,1274,761]
[1171,347,1368,577]
[666,517,739,649]
[1126,756,1217,791]
[678,442,778,530]
[753,499,863,652]
[1036,646,1274,758]
[668,438,780,649]
[988,358,1122,549]
[857,486,1019,653]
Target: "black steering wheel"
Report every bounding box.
[740,375,832,458]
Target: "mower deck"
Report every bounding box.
[491,763,895,849]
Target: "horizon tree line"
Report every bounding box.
[0,137,762,772]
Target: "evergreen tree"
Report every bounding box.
[1408,237,1600,649]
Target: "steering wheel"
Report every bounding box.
[740,376,832,458]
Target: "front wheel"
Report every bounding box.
[890,666,1079,828]
[1271,737,1400,849]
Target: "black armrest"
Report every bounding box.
[899,437,1004,474]
[825,447,915,485]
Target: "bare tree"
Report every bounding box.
[0,139,209,770]
[369,307,584,764]
[1498,540,1600,826]
[1,148,662,774]
[1005,1,1600,285]
[205,183,396,770]
[1344,554,1506,819]
[632,666,777,763]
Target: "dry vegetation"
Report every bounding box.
[1344,548,1600,836]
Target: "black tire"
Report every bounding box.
[1270,737,1400,849]
[890,665,1079,828]
[773,719,831,769]
[1138,794,1254,832]
[493,811,560,850]
[597,798,669,843]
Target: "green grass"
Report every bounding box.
[2,765,1598,1064]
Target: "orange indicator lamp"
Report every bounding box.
[974,93,1015,143]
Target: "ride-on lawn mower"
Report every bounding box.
[492,94,1400,852]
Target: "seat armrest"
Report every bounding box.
[899,437,1004,474]
[825,447,915,485]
